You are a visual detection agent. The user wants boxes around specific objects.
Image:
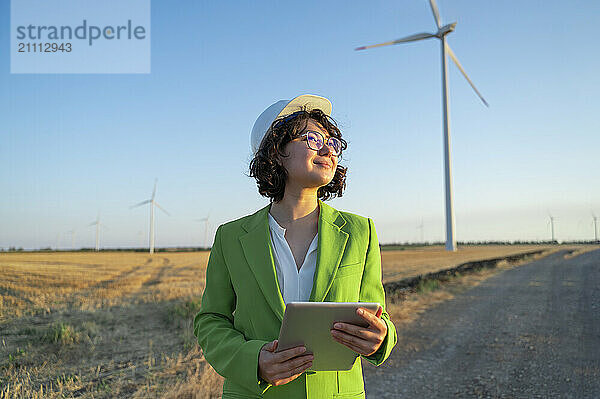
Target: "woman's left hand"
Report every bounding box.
[330,306,387,356]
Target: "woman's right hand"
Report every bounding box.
[258,340,313,386]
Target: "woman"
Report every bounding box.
[194,94,397,399]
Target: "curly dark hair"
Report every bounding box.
[248,107,348,203]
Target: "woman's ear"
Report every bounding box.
[276,142,290,163]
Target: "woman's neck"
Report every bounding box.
[269,190,319,228]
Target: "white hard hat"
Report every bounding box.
[250,94,332,155]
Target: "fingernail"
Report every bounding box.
[334,323,342,329]
[358,309,364,315]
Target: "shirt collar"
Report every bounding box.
[307,232,319,254]
[268,212,319,254]
[267,212,287,237]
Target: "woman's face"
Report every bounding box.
[279,119,339,190]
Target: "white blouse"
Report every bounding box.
[267,212,318,304]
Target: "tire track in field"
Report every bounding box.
[0,285,36,306]
[141,257,172,287]
[88,265,145,290]
[67,257,160,307]
[137,257,205,288]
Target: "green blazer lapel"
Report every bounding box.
[239,204,286,322]
[310,200,349,302]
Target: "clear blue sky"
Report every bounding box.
[2,0,599,249]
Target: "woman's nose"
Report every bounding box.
[318,143,332,156]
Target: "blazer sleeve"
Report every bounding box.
[193,225,271,395]
[359,217,397,366]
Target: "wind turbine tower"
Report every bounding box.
[131,179,170,254]
[356,0,488,251]
[592,213,599,242]
[548,214,557,243]
[88,212,105,251]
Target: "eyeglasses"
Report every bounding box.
[297,131,343,156]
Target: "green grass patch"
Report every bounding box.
[416,279,440,294]
[42,322,83,345]
[6,347,26,363]
[169,298,202,322]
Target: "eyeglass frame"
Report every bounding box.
[295,130,343,157]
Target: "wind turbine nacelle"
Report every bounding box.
[437,22,457,37]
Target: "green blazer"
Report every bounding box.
[193,200,397,399]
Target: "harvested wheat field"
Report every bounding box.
[0,245,594,398]
[381,244,559,282]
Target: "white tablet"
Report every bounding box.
[276,302,380,371]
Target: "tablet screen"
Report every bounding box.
[276,302,380,371]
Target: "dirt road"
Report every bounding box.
[364,249,600,398]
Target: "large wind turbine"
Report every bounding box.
[592,212,599,242]
[131,179,170,254]
[356,0,488,251]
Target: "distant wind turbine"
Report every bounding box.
[131,179,170,254]
[547,213,557,243]
[592,212,599,242]
[67,229,77,250]
[417,218,424,243]
[355,0,488,251]
[195,213,210,249]
[88,212,106,251]
[137,230,145,248]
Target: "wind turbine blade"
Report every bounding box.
[429,0,442,29]
[130,199,151,209]
[154,202,171,216]
[152,178,158,200]
[355,33,436,50]
[445,43,489,107]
